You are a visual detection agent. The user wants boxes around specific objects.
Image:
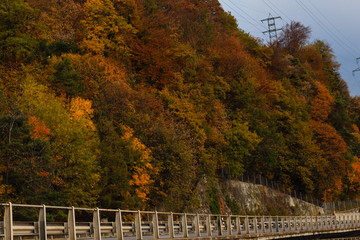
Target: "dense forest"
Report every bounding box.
[1,0,360,212]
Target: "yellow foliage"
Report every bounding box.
[81,0,137,57]
[63,53,130,99]
[121,125,156,202]
[69,97,94,120]
[69,97,96,131]
[20,77,100,206]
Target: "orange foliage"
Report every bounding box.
[310,83,334,121]
[28,115,51,140]
[323,177,343,202]
[121,125,157,202]
[210,34,275,97]
[36,171,50,178]
[347,157,360,192]
[309,82,348,201]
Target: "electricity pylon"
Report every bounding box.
[261,13,282,42]
[353,57,360,76]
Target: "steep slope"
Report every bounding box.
[0,0,360,214]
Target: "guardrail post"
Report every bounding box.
[275,216,279,232]
[152,211,159,239]
[281,217,285,232]
[340,215,343,229]
[286,217,290,232]
[294,216,297,231]
[324,216,327,229]
[236,217,241,235]
[268,217,272,233]
[261,216,265,233]
[4,202,13,240]
[93,208,101,240]
[68,206,76,240]
[354,214,357,227]
[227,215,232,235]
[349,214,351,228]
[217,216,222,236]
[345,215,348,228]
[168,212,174,238]
[334,215,337,229]
[135,210,143,240]
[345,214,347,228]
[302,216,305,231]
[253,217,257,234]
[195,214,200,237]
[182,213,188,238]
[115,210,123,240]
[245,216,249,235]
[39,204,47,240]
[206,215,212,236]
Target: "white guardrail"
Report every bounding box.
[1,203,360,240]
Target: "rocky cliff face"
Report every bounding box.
[194,179,325,216]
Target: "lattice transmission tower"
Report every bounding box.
[261,13,282,42]
[353,57,360,76]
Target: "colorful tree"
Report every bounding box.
[81,0,137,59]
[20,77,100,206]
[310,83,348,201]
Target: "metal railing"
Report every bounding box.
[1,202,360,240]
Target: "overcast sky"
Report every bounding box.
[219,0,360,96]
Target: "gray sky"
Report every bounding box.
[219,0,360,96]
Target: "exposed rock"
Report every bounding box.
[194,178,325,216]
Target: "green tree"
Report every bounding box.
[0,0,38,65]
[51,57,83,96]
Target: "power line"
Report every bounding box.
[226,0,267,31]
[261,13,282,43]
[262,0,290,24]
[230,1,267,15]
[353,57,360,77]
[265,0,292,23]
[219,0,266,35]
[338,55,360,66]
[304,0,360,55]
[298,0,360,79]
[295,0,358,59]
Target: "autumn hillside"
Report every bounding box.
[1,0,360,213]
